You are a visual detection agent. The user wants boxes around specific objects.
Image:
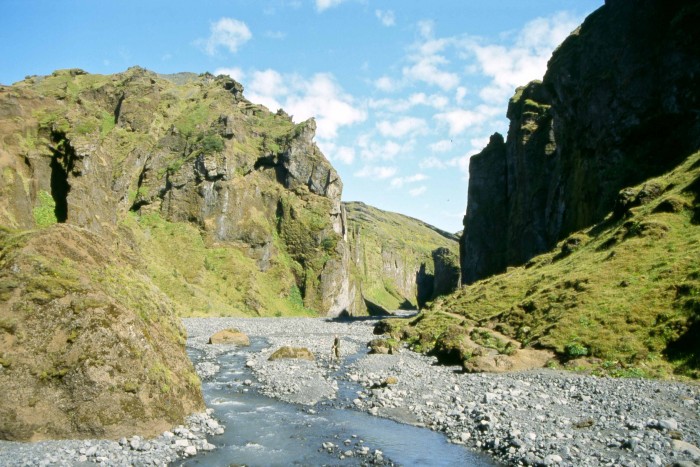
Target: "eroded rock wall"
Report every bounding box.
[0,67,350,315]
[461,0,700,284]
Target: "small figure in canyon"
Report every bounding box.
[331,334,341,363]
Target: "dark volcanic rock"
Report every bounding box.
[461,0,700,284]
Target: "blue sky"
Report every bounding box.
[1,0,603,232]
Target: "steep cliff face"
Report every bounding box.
[461,0,700,283]
[0,67,352,439]
[0,67,350,316]
[344,202,459,314]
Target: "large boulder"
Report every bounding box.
[368,338,399,355]
[268,346,315,361]
[208,328,250,346]
[0,224,204,441]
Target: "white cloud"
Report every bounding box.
[316,0,346,12]
[409,186,427,197]
[376,117,427,138]
[390,173,427,188]
[284,73,366,140]
[368,92,448,113]
[375,9,396,27]
[465,12,580,104]
[214,67,245,82]
[403,55,459,91]
[455,86,467,103]
[334,146,356,164]
[357,135,410,161]
[434,105,500,136]
[248,69,288,96]
[447,153,473,176]
[375,76,396,92]
[236,70,365,140]
[201,18,252,55]
[429,139,453,153]
[419,156,446,170]
[355,165,397,180]
[469,136,491,154]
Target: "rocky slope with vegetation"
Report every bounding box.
[461,0,700,284]
[344,201,460,314]
[390,0,700,378]
[0,67,356,440]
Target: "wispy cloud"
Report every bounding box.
[265,30,287,39]
[376,117,427,138]
[199,18,252,55]
[409,186,427,197]
[333,146,356,164]
[375,9,396,27]
[419,156,446,170]
[434,105,500,136]
[462,12,580,104]
[354,165,398,180]
[390,173,427,188]
[429,139,453,153]
[369,93,449,113]
[214,67,245,82]
[316,0,347,12]
[374,76,396,92]
[216,68,366,141]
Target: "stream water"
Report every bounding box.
[176,336,495,466]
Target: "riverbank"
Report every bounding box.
[185,316,700,467]
[1,316,698,466]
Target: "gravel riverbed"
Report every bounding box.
[1,316,698,466]
[184,316,700,467]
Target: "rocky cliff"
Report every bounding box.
[461,0,700,284]
[0,67,350,316]
[344,202,459,314]
[0,67,352,439]
[390,0,700,378]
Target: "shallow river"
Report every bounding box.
[177,336,495,466]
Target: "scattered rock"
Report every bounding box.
[268,346,315,361]
[208,328,251,346]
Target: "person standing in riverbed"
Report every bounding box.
[331,334,341,363]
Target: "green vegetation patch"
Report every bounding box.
[402,151,700,378]
[33,190,58,228]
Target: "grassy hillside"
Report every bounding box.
[0,67,347,317]
[388,151,700,378]
[345,201,459,312]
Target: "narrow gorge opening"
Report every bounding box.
[48,131,75,223]
[49,157,69,222]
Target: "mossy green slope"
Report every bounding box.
[392,151,700,378]
[0,67,348,317]
[345,201,459,313]
[0,67,349,440]
[0,224,204,440]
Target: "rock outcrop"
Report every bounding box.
[0,67,353,440]
[208,328,250,346]
[344,202,459,314]
[0,224,204,440]
[461,0,700,283]
[0,67,350,316]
